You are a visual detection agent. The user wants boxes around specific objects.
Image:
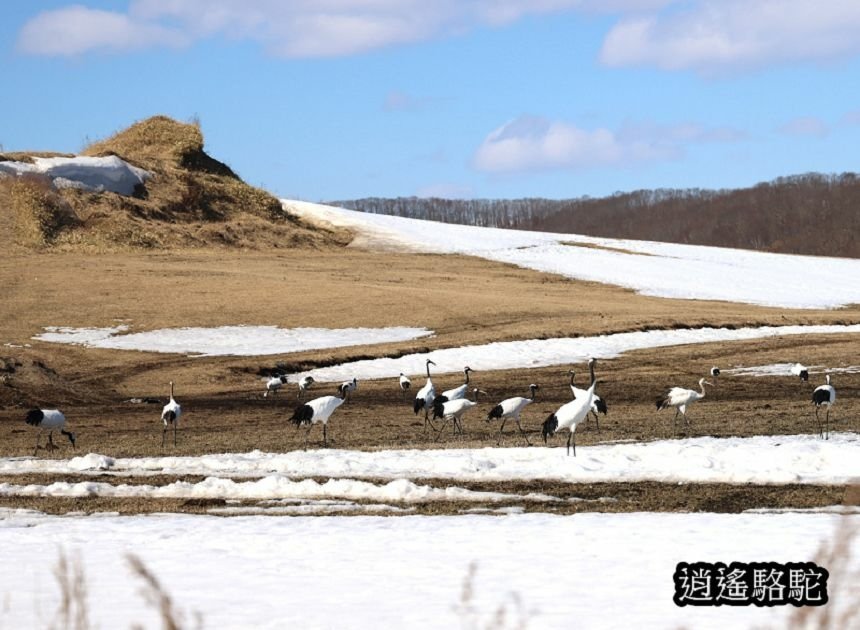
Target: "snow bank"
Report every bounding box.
[292,324,860,382]
[34,324,432,357]
[285,200,860,309]
[5,433,858,485]
[0,476,562,504]
[0,155,149,195]
[0,510,855,629]
[726,363,860,377]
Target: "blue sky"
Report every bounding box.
[2,1,859,201]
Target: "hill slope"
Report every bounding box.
[0,116,349,251]
[330,172,860,258]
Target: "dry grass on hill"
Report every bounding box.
[0,116,350,251]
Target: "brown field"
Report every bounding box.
[1,245,858,515]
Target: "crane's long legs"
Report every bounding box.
[33,429,43,456]
[515,419,532,446]
[814,407,822,438]
[323,423,328,448]
[566,432,577,456]
[173,423,177,447]
[162,426,167,448]
[672,409,680,436]
[434,420,449,443]
[825,408,830,440]
[496,419,508,445]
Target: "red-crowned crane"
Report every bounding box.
[290,386,347,448]
[710,366,720,385]
[432,388,486,442]
[263,374,288,398]
[791,363,809,383]
[298,376,315,400]
[25,408,76,456]
[486,384,539,446]
[433,367,474,407]
[338,377,358,402]
[569,359,607,431]
[812,374,836,439]
[414,359,437,430]
[542,370,601,456]
[399,373,411,399]
[161,381,181,447]
[656,377,711,436]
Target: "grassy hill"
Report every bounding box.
[0,116,349,251]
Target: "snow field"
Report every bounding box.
[0,509,855,629]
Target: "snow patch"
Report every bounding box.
[292,324,860,382]
[34,324,433,357]
[0,155,149,195]
[726,363,860,377]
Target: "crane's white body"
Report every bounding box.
[812,375,836,439]
[414,360,437,428]
[339,378,358,402]
[487,384,538,446]
[303,395,346,425]
[435,398,478,440]
[399,373,411,394]
[264,375,287,397]
[161,397,181,426]
[791,363,809,382]
[657,378,709,435]
[25,408,75,455]
[291,393,347,448]
[161,382,181,447]
[298,375,315,400]
[32,409,66,429]
[544,381,597,456]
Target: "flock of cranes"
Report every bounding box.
[24,358,840,456]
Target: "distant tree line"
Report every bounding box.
[329,172,860,258]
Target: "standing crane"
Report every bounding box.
[290,387,348,448]
[486,384,539,446]
[812,374,836,439]
[161,381,181,447]
[656,377,711,436]
[414,359,437,429]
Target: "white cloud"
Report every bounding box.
[777,116,829,138]
[17,5,187,56]
[600,0,860,73]
[16,0,673,58]
[472,115,744,174]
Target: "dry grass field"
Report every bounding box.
[1,242,858,516]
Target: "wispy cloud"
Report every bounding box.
[599,0,860,74]
[383,91,436,112]
[17,6,187,56]
[841,109,860,125]
[777,116,829,138]
[415,182,473,198]
[472,115,745,174]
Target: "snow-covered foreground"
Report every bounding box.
[4,434,858,486]
[0,509,855,629]
[289,323,860,382]
[0,155,149,195]
[33,324,432,356]
[285,200,860,309]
